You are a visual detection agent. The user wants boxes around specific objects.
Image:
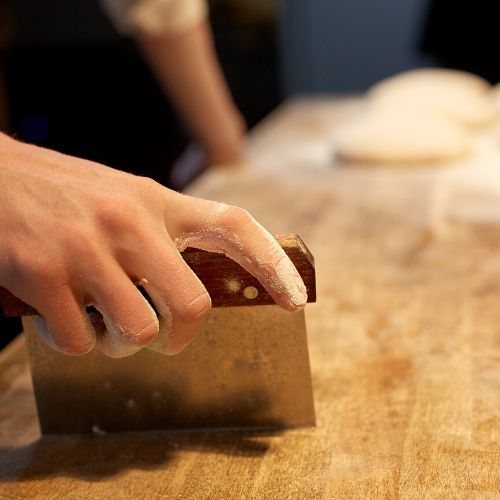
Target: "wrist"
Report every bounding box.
[201,110,246,164]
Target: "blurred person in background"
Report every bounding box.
[102,0,247,185]
[1,0,250,188]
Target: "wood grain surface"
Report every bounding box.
[1,98,500,498]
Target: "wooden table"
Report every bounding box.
[1,98,500,498]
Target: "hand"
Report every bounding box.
[0,134,307,357]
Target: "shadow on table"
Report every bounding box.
[0,427,280,482]
[0,383,286,482]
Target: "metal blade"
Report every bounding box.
[23,305,315,434]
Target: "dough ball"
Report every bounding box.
[368,69,493,128]
[334,109,471,164]
[371,68,490,99]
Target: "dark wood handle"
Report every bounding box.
[0,234,316,317]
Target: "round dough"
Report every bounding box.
[368,69,493,128]
[370,68,490,99]
[334,109,471,163]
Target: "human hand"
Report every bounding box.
[0,134,307,357]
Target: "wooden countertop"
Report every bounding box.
[1,98,500,498]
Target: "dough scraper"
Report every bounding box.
[0,234,316,434]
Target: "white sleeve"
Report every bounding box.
[100,0,208,36]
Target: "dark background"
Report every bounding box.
[1,0,280,183]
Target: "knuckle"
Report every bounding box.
[228,205,252,222]
[135,177,165,202]
[60,339,94,356]
[138,176,162,193]
[96,195,131,229]
[94,194,139,232]
[94,202,154,250]
[111,316,159,347]
[217,205,254,230]
[6,251,74,311]
[175,292,212,324]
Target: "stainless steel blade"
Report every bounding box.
[23,305,315,434]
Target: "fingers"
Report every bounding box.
[34,287,96,355]
[168,196,308,312]
[88,262,160,358]
[123,235,211,355]
[30,266,159,358]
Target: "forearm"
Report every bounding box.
[137,21,245,163]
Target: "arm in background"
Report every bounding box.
[101,0,246,167]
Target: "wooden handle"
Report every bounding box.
[0,234,316,317]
